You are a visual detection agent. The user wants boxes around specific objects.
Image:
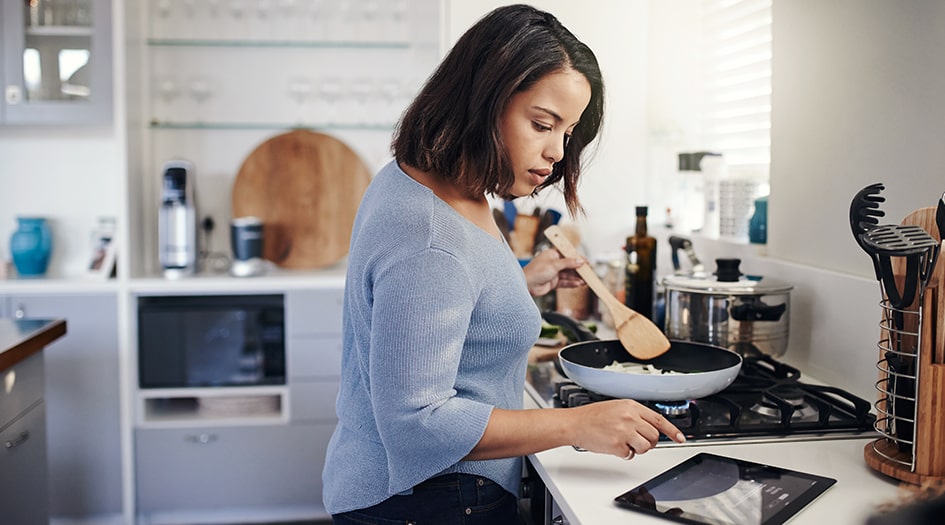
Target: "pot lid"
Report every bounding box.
[661,258,793,295]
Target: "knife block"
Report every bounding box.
[864,206,945,485]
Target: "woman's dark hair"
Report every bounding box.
[392,4,604,216]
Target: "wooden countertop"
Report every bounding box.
[0,318,67,372]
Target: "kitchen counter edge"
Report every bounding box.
[0,318,67,372]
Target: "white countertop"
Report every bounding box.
[524,394,905,525]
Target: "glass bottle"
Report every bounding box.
[624,206,657,320]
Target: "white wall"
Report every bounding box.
[770,0,945,277]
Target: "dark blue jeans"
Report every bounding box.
[331,473,520,525]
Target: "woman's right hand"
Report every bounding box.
[566,399,686,459]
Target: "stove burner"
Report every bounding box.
[539,354,876,442]
[654,400,691,417]
[749,398,819,423]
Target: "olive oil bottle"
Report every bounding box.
[624,206,657,320]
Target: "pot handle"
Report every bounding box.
[730,301,786,322]
[541,311,600,342]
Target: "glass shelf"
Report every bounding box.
[149,121,395,131]
[146,38,410,50]
[26,25,93,37]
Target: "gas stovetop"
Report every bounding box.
[525,354,878,446]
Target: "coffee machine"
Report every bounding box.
[158,160,197,278]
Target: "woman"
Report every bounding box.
[323,5,685,524]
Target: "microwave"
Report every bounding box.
[137,294,285,389]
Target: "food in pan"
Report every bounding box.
[601,361,684,375]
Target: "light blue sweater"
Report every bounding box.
[322,161,542,514]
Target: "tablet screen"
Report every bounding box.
[614,453,836,525]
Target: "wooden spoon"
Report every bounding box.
[544,225,671,360]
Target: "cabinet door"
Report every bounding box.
[1,0,113,124]
[135,423,335,515]
[0,403,49,525]
[10,293,122,517]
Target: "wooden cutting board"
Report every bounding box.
[232,129,371,269]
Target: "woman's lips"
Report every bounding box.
[529,168,552,185]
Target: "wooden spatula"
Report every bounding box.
[544,225,671,360]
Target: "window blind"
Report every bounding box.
[701,0,772,179]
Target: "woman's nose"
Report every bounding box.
[545,134,566,163]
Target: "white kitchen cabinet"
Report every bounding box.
[135,422,335,519]
[6,292,123,520]
[1,350,48,525]
[0,398,49,525]
[131,286,344,521]
[1,0,113,124]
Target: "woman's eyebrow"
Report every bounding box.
[533,106,563,122]
[534,105,580,127]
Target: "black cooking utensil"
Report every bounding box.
[937,192,945,241]
[849,183,886,279]
[860,225,940,310]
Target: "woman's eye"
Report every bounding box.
[533,121,552,132]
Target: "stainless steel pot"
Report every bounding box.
[662,258,793,357]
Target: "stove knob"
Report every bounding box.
[557,384,582,401]
[567,392,591,407]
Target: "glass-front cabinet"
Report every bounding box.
[1,0,112,124]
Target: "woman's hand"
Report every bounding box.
[523,248,586,297]
[468,398,685,461]
[566,399,686,459]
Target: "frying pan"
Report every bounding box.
[543,312,742,401]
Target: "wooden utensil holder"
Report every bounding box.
[864,207,945,484]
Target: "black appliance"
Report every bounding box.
[526,354,877,444]
[137,294,285,388]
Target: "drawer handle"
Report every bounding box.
[4,431,30,449]
[184,433,218,444]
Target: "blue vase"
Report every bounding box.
[748,197,768,244]
[10,217,52,276]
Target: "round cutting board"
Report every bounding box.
[232,129,371,269]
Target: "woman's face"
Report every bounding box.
[499,68,592,198]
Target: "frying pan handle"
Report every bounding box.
[541,311,600,342]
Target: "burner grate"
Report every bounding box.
[549,355,877,441]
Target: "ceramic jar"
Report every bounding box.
[10,217,52,276]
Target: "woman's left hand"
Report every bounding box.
[523,248,586,297]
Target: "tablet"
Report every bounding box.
[614,452,837,525]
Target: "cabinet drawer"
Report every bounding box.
[1,352,44,426]
[290,380,340,422]
[135,423,335,513]
[285,289,344,336]
[288,335,343,379]
[0,403,49,525]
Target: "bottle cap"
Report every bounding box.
[635,206,648,216]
